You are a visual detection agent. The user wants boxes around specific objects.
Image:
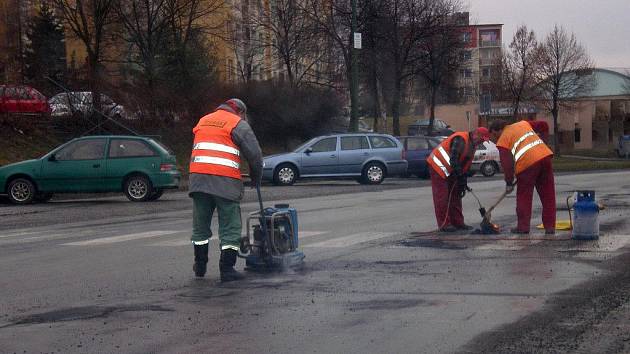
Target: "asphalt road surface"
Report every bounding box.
[1,172,629,353]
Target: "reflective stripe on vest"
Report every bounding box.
[514,139,544,162]
[511,131,535,155]
[193,142,240,156]
[431,154,450,177]
[192,156,240,169]
[437,146,451,166]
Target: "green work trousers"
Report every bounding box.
[191,192,242,251]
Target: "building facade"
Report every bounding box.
[457,13,502,103]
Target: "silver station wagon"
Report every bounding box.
[262,133,408,185]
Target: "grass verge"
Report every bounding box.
[553,156,630,172]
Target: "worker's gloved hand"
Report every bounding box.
[453,165,463,177]
[505,181,515,195]
[457,176,468,198]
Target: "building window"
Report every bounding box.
[461,50,472,61]
[460,69,472,78]
[227,59,234,82]
[574,128,581,143]
[482,68,491,77]
[462,32,471,43]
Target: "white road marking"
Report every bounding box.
[63,230,180,246]
[0,230,42,239]
[148,231,327,247]
[297,231,327,238]
[305,232,397,248]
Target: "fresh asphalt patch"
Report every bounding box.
[458,251,630,354]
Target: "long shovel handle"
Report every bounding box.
[486,190,508,216]
[256,184,264,215]
[255,184,268,235]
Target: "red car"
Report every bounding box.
[0,85,49,114]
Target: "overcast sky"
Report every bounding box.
[468,0,630,69]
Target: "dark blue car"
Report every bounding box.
[397,136,443,178]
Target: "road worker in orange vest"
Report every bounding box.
[427,127,490,232]
[488,119,556,235]
[189,98,263,281]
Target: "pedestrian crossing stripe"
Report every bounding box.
[63,230,180,246]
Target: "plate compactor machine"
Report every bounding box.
[239,186,305,271]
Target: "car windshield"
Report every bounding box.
[149,138,174,155]
[292,137,318,152]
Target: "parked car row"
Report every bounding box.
[0,84,130,119]
[261,132,501,186]
[0,131,499,204]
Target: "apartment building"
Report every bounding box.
[456,13,502,103]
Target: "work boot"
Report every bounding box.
[193,244,209,277]
[439,225,458,233]
[455,224,474,231]
[220,249,245,282]
[510,228,530,235]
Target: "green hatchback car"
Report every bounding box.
[0,135,181,204]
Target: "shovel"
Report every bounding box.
[478,189,510,234]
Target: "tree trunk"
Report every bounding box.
[552,103,560,156]
[427,85,437,136]
[391,79,401,136]
[370,67,381,132]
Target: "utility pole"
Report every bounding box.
[349,0,359,132]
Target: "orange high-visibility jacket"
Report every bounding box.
[497,120,553,175]
[189,110,242,180]
[426,132,473,179]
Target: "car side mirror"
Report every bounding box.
[305,147,313,155]
[48,154,57,162]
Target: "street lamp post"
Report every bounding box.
[350,0,359,132]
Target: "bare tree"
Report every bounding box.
[161,0,222,117]
[536,25,594,154]
[303,0,373,132]
[376,0,461,136]
[116,0,170,114]
[243,0,324,87]
[415,0,463,136]
[226,0,259,83]
[53,0,117,112]
[499,25,539,120]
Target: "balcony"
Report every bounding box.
[479,57,499,66]
[479,40,501,48]
[479,76,494,84]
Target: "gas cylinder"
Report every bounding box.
[571,190,600,240]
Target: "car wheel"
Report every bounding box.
[480,161,497,177]
[148,189,164,201]
[8,178,36,204]
[273,164,297,186]
[361,162,385,185]
[34,192,54,203]
[124,175,153,202]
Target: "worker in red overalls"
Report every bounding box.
[489,119,556,235]
[427,127,491,232]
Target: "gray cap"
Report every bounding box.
[225,98,247,115]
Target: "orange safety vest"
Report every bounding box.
[426,132,474,179]
[189,109,242,179]
[496,120,553,175]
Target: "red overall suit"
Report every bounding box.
[497,120,556,233]
[427,132,474,229]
